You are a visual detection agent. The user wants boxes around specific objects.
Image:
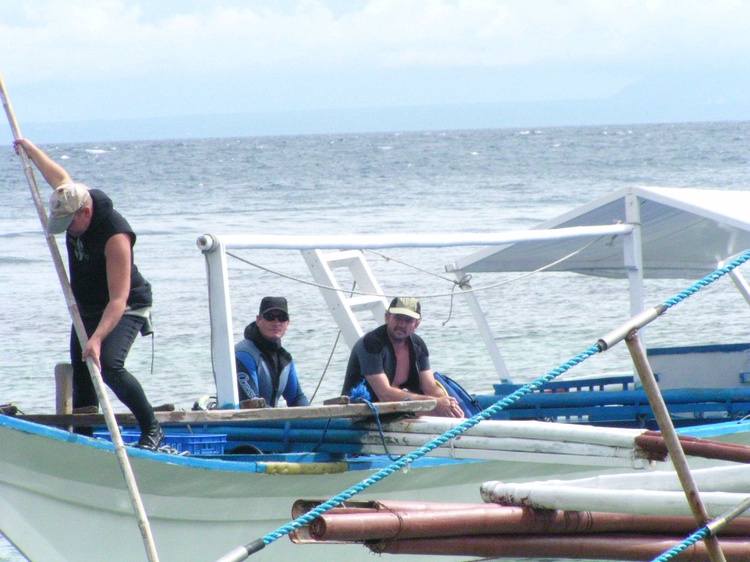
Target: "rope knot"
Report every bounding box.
[455,273,472,290]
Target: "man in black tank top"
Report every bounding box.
[15,139,163,450]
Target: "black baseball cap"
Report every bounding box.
[259,296,288,315]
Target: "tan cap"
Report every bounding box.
[388,297,421,319]
[47,183,91,234]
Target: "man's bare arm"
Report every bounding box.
[15,139,73,188]
[366,372,463,418]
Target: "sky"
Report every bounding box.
[2,0,750,142]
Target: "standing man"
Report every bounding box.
[235,296,310,408]
[15,139,163,450]
[342,297,464,418]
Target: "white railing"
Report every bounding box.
[197,224,638,408]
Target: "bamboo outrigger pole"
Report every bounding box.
[0,74,160,562]
[625,331,727,562]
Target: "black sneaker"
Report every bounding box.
[135,421,164,450]
[0,403,18,416]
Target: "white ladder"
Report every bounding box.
[301,249,389,350]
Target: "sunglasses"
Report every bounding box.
[262,311,289,322]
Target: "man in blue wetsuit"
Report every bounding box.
[235,296,310,408]
[341,297,463,418]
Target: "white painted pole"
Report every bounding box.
[198,224,635,252]
[452,268,511,380]
[200,236,239,409]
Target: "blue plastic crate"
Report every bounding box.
[164,432,226,455]
[94,430,226,455]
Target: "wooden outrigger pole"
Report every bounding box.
[593,311,727,562]
[0,74,160,562]
[624,331,726,562]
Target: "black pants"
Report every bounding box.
[70,314,156,433]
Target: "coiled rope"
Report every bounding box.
[228,250,750,560]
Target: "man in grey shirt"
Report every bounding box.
[342,297,463,418]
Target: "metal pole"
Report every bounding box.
[0,73,160,562]
[625,330,726,562]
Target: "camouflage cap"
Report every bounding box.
[47,183,91,235]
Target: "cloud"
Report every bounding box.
[3,0,750,124]
[5,1,750,78]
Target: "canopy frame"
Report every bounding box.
[446,186,750,381]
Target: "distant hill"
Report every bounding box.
[17,96,750,145]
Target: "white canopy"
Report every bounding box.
[446,186,750,378]
[449,186,750,279]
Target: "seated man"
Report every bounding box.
[341,297,464,418]
[235,296,310,408]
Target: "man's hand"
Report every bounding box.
[13,138,32,155]
[82,336,102,371]
[433,395,464,418]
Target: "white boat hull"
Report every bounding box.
[0,414,673,562]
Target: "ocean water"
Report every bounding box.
[2,121,750,561]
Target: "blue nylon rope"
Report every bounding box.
[651,527,711,562]
[662,252,750,310]
[357,398,400,461]
[255,249,750,553]
[348,382,400,459]
[309,417,333,453]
